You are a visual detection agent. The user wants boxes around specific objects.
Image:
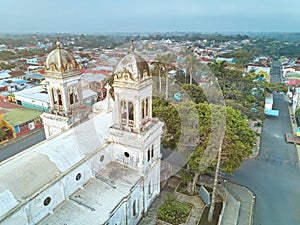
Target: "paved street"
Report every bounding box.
[0,129,45,162]
[226,61,300,225]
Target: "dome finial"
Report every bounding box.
[56,35,61,48]
[130,40,135,53]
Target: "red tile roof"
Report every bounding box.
[0,100,22,109]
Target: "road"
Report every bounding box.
[226,61,300,225]
[0,129,46,162]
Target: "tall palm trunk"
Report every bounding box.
[208,146,222,222]
[165,74,168,100]
[159,70,162,93]
[189,67,193,85]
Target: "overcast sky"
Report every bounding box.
[0,0,299,33]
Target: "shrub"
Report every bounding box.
[157,195,192,224]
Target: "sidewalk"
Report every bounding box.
[287,106,300,173]
[199,175,254,225]
[139,175,255,225]
[223,182,255,225]
[138,176,205,225]
[248,119,262,159]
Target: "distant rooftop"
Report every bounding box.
[3,108,42,126]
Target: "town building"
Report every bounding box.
[0,100,43,142]
[13,86,50,111]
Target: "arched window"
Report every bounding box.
[121,100,127,121]
[147,145,154,162]
[69,88,74,105]
[133,199,138,217]
[57,90,62,107]
[142,98,150,120]
[151,145,154,158]
[128,102,134,121]
[74,88,79,102]
[52,88,57,105]
[142,100,145,118]
[145,98,149,117]
[148,181,152,196]
[147,148,151,162]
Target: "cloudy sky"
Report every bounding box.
[0,0,299,33]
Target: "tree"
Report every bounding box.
[184,53,202,85]
[152,53,177,100]
[183,103,255,195]
[152,97,181,149]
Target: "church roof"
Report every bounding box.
[0,111,113,220]
[45,41,79,73]
[114,42,150,82]
[38,162,142,225]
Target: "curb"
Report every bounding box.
[249,190,256,225]
[225,181,256,225]
[288,106,300,173]
[249,124,262,159]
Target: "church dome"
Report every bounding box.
[114,42,150,81]
[45,42,79,72]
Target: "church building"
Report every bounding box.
[0,42,163,225]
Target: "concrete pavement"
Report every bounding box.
[223,182,255,225]
[138,175,255,225]
[138,176,206,225]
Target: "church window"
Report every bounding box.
[145,98,149,117]
[142,69,148,78]
[124,152,130,158]
[148,181,152,196]
[151,145,154,158]
[75,173,81,181]
[121,101,134,126]
[69,88,74,105]
[142,98,150,121]
[147,145,154,162]
[147,149,151,162]
[69,86,79,106]
[57,90,62,106]
[128,102,134,121]
[121,100,127,122]
[43,197,51,206]
[52,88,58,105]
[100,155,104,162]
[74,89,79,102]
[133,199,139,217]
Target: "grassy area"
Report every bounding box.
[157,195,192,225]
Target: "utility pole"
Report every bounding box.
[166,73,168,100]
[208,146,222,222]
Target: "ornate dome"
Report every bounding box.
[45,42,79,72]
[114,42,150,82]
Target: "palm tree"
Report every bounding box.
[184,53,201,85]
[153,53,177,100]
[153,54,166,93]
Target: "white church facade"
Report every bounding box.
[0,42,163,225]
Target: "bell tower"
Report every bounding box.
[41,37,89,139]
[109,41,163,211]
[112,42,153,133]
